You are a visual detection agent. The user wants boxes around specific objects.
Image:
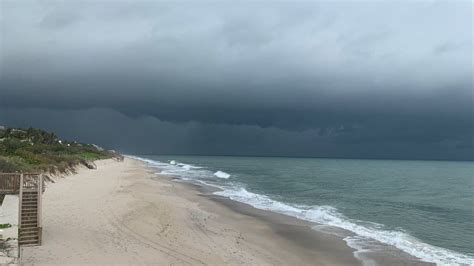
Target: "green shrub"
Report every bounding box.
[0,157,20,172]
[0,127,115,173]
[0,224,12,229]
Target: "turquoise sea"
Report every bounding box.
[132,155,474,265]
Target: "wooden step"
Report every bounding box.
[21,220,38,224]
[21,220,38,223]
[22,210,38,214]
[21,214,38,221]
[22,207,38,211]
[21,214,37,218]
[19,240,40,246]
[21,222,38,227]
[21,227,38,231]
[20,234,38,241]
[22,202,38,205]
[21,225,38,229]
[20,235,39,240]
[22,205,38,209]
[22,209,38,213]
[22,206,38,209]
[21,218,38,223]
[20,227,38,233]
[22,215,38,218]
[20,232,39,237]
[19,242,40,247]
[21,214,38,217]
[21,217,38,221]
[20,228,38,232]
[22,202,38,204]
[22,218,38,222]
[22,213,38,217]
[19,240,40,243]
[21,216,37,221]
[22,213,37,216]
[20,232,38,238]
[19,242,40,246]
[20,227,38,231]
[20,228,38,233]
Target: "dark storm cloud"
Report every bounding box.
[0,0,472,160]
[2,108,471,161]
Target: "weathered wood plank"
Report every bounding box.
[0,173,21,194]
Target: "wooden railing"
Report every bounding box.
[22,173,41,191]
[0,173,44,194]
[0,173,21,194]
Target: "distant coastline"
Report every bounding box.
[133,153,474,163]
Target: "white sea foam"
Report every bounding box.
[169,160,177,165]
[181,164,192,170]
[126,155,474,266]
[214,171,231,179]
[127,156,167,168]
[177,163,202,170]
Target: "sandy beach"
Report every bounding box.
[20,158,432,265]
[20,158,360,265]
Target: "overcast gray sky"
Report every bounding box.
[0,0,472,160]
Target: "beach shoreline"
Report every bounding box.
[172,170,432,266]
[21,158,429,265]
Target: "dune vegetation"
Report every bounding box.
[0,127,119,173]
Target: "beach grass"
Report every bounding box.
[0,127,116,173]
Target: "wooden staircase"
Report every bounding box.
[18,174,43,246]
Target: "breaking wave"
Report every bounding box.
[214,171,231,179]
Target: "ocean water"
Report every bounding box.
[131,155,474,265]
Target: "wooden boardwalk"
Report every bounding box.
[0,173,43,246]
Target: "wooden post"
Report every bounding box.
[37,174,43,245]
[18,173,23,227]
[18,173,23,256]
